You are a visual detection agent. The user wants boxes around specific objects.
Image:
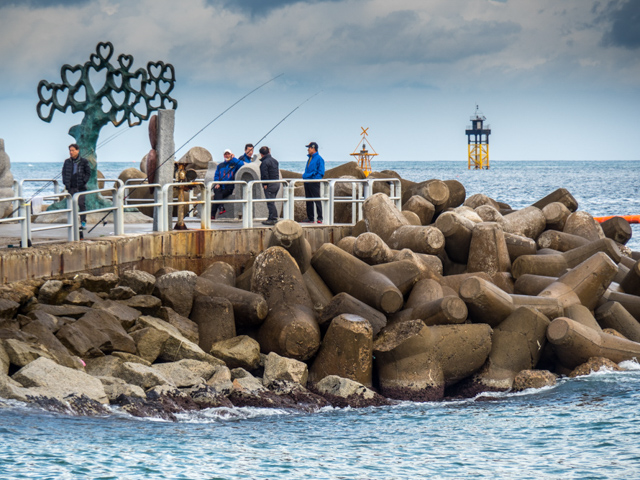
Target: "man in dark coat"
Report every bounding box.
[61,143,91,228]
[259,146,280,225]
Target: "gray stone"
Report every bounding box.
[158,307,199,344]
[152,362,204,387]
[37,280,66,305]
[263,352,309,387]
[315,375,376,400]
[154,271,197,317]
[118,295,162,317]
[175,359,222,381]
[21,320,82,369]
[95,300,141,330]
[109,286,137,300]
[1,338,53,368]
[97,376,146,401]
[65,288,103,307]
[120,270,156,295]
[74,310,137,354]
[12,357,108,404]
[26,311,62,332]
[232,372,268,395]
[0,342,9,375]
[117,362,171,389]
[210,335,260,370]
[206,365,233,395]
[111,352,151,366]
[85,356,124,377]
[0,372,29,402]
[0,298,20,320]
[31,304,91,319]
[129,327,170,364]
[82,273,119,293]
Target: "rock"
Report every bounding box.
[95,300,141,330]
[65,288,103,307]
[0,139,15,218]
[174,359,220,382]
[97,376,146,401]
[186,384,234,409]
[118,295,162,317]
[21,320,82,369]
[569,357,622,377]
[129,327,170,364]
[0,299,19,321]
[12,357,108,404]
[158,307,199,344]
[60,309,136,356]
[120,270,156,295]
[190,296,236,352]
[117,361,171,389]
[37,280,67,305]
[263,352,309,387]
[512,370,557,391]
[29,304,91,319]
[111,352,151,366]
[206,365,234,395]
[108,286,137,300]
[152,362,205,387]
[314,375,389,408]
[85,356,124,377]
[1,338,53,368]
[0,372,29,402]
[82,273,119,293]
[25,311,62,332]
[154,271,197,317]
[0,342,8,374]
[209,335,260,370]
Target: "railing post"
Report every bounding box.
[328,180,335,226]
[72,193,80,241]
[161,185,171,232]
[19,199,29,248]
[66,194,74,242]
[114,188,124,235]
[245,182,254,228]
[203,182,212,229]
[288,181,296,221]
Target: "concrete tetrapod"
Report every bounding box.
[531,188,578,212]
[309,314,373,388]
[620,259,640,296]
[563,211,605,242]
[362,193,409,243]
[195,277,268,330]
[547,317,640,370]
[503,232,537,262]
[536,230,589,252]
[390,296,468,327]
[600,216,632,245]
[511,238,621,279]
[251,247,320,361]
[303,266,334,314]
[501,206,546,240]
[459,276,515,327]
[311,243,404,314]
[452,307,550,395]
[371,260,423,296]
[595,301,640,342]
[509,295,564,320]
[353,232,395,265]
[467,222,511,276]
[319,292,387,336]
[514,275,557,296]
[541,202,572,231]
[267,220,312,274]
[435,211,475,264]
[373,321,492,401]
[537,252,619,310]
[200,261,236,286]
[405,278,444,309]
[401,195,435,225]
[189,296,236,353]
[387,225,445,255]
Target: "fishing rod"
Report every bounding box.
[253,90,322,147]
[187,91,322,218]
[87,73,284,234]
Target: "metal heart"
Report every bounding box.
[108,90,126,109]
[128,69,147,93]
[147,62,164,80]
[96,41,114,62]
[61,64,83,87]
[118,54,133,71]
[53,85,69,108]
[90,53,102,69]
[88,65,108,95]
[37,80,53,103]
[37,101,54,122]
[109,71,124,91]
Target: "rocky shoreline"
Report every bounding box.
[1,168,639,421]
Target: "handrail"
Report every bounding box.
[202,180,249,229]
[0,196,29,247]
[72,187,122,240]
[246,179,291,225]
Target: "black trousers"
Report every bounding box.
[68,187,86,223]
[264,183,280,220]
[304,182,322,221]
[213,187,233,213]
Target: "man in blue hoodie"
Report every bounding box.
[302,141,325,223]
[213,149,245,217]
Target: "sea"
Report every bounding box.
[2,160,640,479]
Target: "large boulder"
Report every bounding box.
[209,336,260,370]
[12,357,108,404]
[154,271,198,317]
[262,352,309,387]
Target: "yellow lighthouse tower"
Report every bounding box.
[465,106,491,169]
[350,127,378,177]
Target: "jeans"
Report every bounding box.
[304,182,322,222]
[264,183,280,220]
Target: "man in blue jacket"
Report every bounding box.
[302,141,325,223]
[213,149,245,217]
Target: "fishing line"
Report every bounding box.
[87,73,284,234]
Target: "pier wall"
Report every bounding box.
[0,227,352,283]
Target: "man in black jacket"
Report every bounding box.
[61,144,91,228]
[259,146,280,225]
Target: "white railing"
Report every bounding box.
[0,177,401,247]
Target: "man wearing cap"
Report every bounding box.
[213,149,246,217]
[302,141,325,224]
[259,146,280,225]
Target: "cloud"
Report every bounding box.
[601,0,640,49]
[0,0,90,7]
[206,0,343,17]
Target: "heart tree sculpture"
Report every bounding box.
[37,41,177,211]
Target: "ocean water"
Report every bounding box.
[3,160,640,479]
[8,159,640,250]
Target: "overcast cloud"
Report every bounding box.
[0,0,638,163]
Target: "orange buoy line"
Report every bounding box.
[593,215,640,224]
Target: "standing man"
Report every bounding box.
[213,149,246,217]
[302,141,325,224]
[238,144,256,163]
[62,143,91,229]
[259,146,280,225]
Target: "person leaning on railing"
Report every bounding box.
[212,148,246,219]
[62,143,91,229]
[259,146,280,226]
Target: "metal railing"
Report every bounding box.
[0,177,401,247]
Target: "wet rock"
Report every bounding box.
[117,362,171,389]
[97,376,146,401]
[569,357,621,377]
[206,365,233,395]
[12,357,108,404]
[186,384,234,409]
[152,362,205,388]
[30,393,110,417]
[313,375,390,408]
[511,370,557,391]
[210,335,260,370]
[263,351,309,387]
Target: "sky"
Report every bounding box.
[0,0,639,166]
